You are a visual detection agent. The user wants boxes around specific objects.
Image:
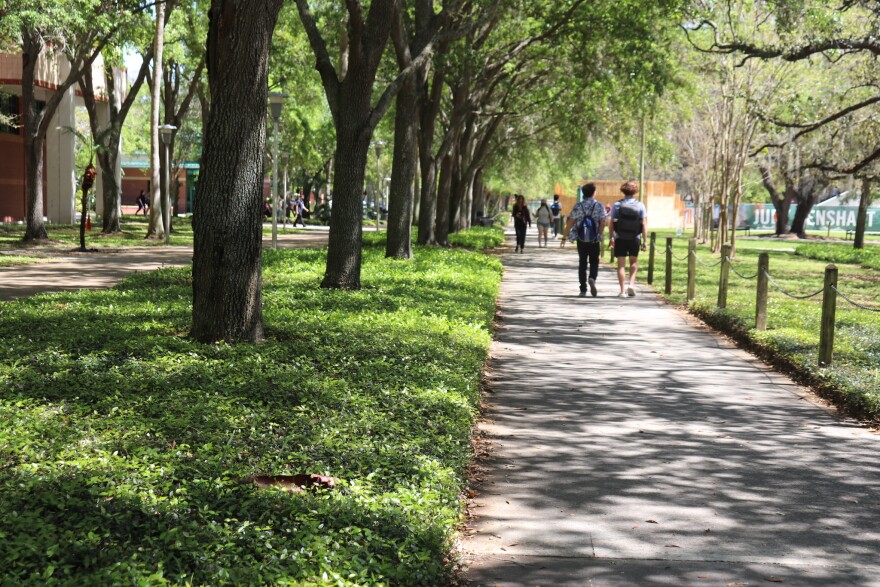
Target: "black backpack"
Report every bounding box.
[615,199,642,240]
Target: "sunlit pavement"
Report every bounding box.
[0,226,330,301]
[461,228,880,585]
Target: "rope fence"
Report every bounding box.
[667,245,689,262]
[691,249,723,268]
[650,232,879,367]
[832,285,880,312]
[763,271,824,300]
[724,256,759,280]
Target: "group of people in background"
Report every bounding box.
[512,181,648,298]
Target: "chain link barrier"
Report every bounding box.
[691,249,723,268]
[831,285,880,312]
[724,256,759,280]
[666,245,689,262]
[763,270,824,300]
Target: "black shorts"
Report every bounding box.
[613,237,640,258]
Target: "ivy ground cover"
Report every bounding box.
[0,241,501,586]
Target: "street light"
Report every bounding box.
[373,141,384,231]
[268,92,287,249]
[281,151,290,228]
[158,124,177,245]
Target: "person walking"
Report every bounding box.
[562,183,606,297]
[550,194,563,237]
[294,193,307,227]
[511,194,531,253]
[534,198,553,247]
[608,180,648,297]
[135,189,148,216]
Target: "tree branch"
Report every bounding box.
[293,0,340,120]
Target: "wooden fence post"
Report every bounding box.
[687,238,696,302]
[818,264,838,367]
[665,237,673,295]
[755,253,769,331]
[647,232,656,285]
[717,244,731,308]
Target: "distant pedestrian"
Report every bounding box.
[550,194,562,237]
[535,198,553,247]
[294,194,306,227]
[562,183,606,297]
[511,194,531,253]
[135,190,148,216]
[608,180,647,297]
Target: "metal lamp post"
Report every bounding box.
[373,141,384,231]
[158,124,177,245]
[268,92,287,249]
[281,151,290,228]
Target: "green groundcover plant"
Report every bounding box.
[655,234,880,419]
[0,232,502,585]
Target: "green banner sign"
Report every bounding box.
[740,204,880,231]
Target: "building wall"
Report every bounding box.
[0,50,108,224]
[0,123,25,222]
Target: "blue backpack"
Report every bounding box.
[575,200,600,242]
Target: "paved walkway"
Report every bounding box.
[462,235,880,585]
[0,227,330,301]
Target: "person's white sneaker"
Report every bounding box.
[589,278,597,297]
[627,286,636,297]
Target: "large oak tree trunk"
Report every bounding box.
[22,31,48,241]
[789,176,826,238]
[191,0,283,343]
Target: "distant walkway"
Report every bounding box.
[462,233,880,585]
[0,227,329,301]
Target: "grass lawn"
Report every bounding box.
[0,216,196,250]
[0,255,52,267]
[0,228,503,585]
[651,231,880,419]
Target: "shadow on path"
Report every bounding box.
[462,236,880,585]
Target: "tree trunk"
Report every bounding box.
[21,31,48,241]
[854,177,872,249]
[190,0,284,343]
[789,177,826,238]
[147,1,166,239]
[295,0,401,288]
[323,122,370,288]
[449,147,463,232]
[416,66,446,245]
[435,150,454,245]
[472,167,485,222]
[385,74,418,259]
[759,162,791,236]
[774,196,791,235]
